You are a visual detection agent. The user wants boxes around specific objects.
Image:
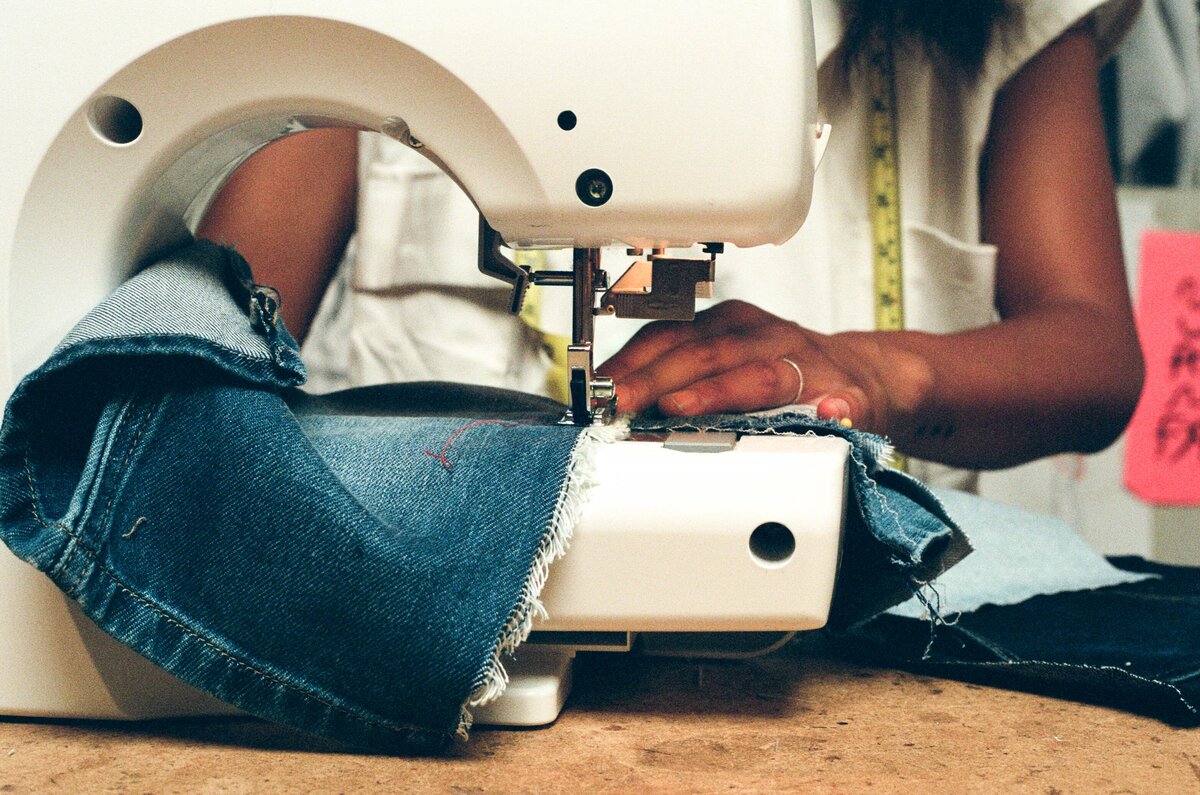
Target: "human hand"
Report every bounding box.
[597,300,931,434]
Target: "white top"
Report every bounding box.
[303,0,1141,489]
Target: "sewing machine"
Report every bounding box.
[0,2,846,729]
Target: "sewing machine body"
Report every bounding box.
[0,2,845,727]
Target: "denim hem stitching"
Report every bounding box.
[20,423,434,744]
[95,396,160,537]
[47,520,438,742]
[921,658,1200,717]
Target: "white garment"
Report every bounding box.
[1116,0,1200,186]
[303,0,1141,489]
[302,134,552,396]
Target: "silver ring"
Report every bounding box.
[780,357,804,404]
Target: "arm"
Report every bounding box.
[599,25,1144,469]
[196,127,358,343]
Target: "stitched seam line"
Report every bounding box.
[920,659,1200,716]
[49,520,425,739]
[61,333,297,375]
[22,455,54,530]
[18,399,428,743]
[95,396,161,535]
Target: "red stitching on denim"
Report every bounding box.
[423,419,533,470]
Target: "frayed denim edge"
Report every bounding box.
[454,417,632,739]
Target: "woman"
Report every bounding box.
[198,0,1145,489]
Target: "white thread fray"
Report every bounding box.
[456,417,630,739]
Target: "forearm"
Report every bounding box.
[858,302,1144,468]
[196,128,358,342]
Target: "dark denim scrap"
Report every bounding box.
[0,239,969,751]
[838,556,1200,725]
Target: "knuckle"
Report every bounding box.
[689,336,741,370]
[748,361,785,396]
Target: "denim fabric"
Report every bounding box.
[0,241,586,752]
[888,489,1152,619]
[0,239,969,751]
[835,487,1200,726]
[629,414,971,625]
[840,557,1200,726]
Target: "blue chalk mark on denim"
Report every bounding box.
[0,239,969,751]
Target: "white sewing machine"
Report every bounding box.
[0,2,846,729]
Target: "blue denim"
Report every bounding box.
[0,240,968,751]
[629,414,971,625]
[0,241,584,752]
[840,556,1200,726]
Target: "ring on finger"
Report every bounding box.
[780,357,804,405]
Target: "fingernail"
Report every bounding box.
[666,392,698,416]
[826,398,851,419]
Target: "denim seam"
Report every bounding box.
[922,659,1200,716]
[17,399,430,743]
[62,334,293,374]
[95,396,160,538]
[21,454,78,589]
[46,519,434,741]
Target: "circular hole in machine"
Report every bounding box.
[575,168,613,207]
[749,522,796,566]
[557,110,577,131]
[87,96,143,145]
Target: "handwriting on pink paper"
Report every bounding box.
[1125,231,1200,504]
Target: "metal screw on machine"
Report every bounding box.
[575,168,613,207]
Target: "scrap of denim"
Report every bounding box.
[629,415,971,626]
[0,239,969,751]
[835,489,1200,725]
[0,240,593,752]
[888,489,1152,619]
[841,556,1200,725]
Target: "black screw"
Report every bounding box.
[575,168,613,207]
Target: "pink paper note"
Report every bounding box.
[1124,230,1200,505]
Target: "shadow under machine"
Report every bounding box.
[0,1,844,727]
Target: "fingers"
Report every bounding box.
[654,359,803,415]
[613,327,796,414]
[597,320,693,384]
[598,300,770,383]
[813,389,872,429]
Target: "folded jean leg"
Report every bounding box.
[0,239,973,751]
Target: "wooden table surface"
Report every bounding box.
[1,639,1196,793]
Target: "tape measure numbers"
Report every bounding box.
[866,30,908,471]
[865,30,905,333]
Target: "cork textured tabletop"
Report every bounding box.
[1,639,1195,793]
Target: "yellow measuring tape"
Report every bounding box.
[865,30,908,471]
[865,30,905,332]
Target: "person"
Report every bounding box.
[197,0,1146,490]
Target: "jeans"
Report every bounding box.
[0,240,967,751]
